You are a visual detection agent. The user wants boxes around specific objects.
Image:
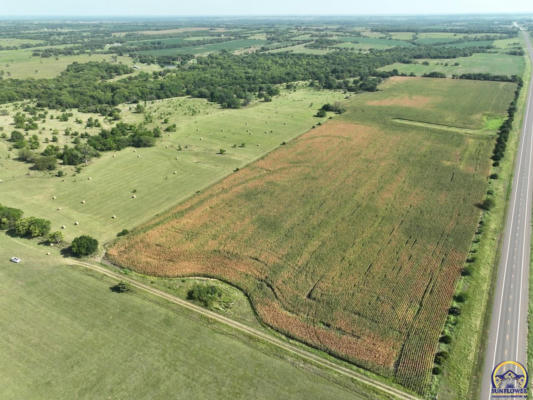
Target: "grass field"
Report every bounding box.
[139,39,267,56]
[380,53,525,77]
[0,38,44,47]
[336,37,414,50]
[0,89,344,242]
[0,49,133,79]
[108,77,515,394]
[0,233,386,400]
[268,43,331,55]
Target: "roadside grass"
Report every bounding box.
[435,35,531,400]
[109,76,514,395]
[0,233,390,400]
[0,88,344,242]
[380,52,525,77]
[0,49,133,79]
[530,227,533,384]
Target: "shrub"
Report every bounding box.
[449,306,461,316]
[432,366,442,375]
[454,292,467,303]
[10,130,24,142]
[33,155,57,171]
[117,229,129,237]
[489,173,498,180]
[71,235,98,257]
[480,198,495,211]
[0,204,23,230]
[439,334,452,344]
[187,284,225,308]
[434,351,449,365]
[17,148,35,162]
[315,109,327,118]
[110,281,132,293]
[165,123,177,132]
[47,231,64,244]
[14,217,51,238]
[320,102,346,114]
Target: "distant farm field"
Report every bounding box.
[139,39,267,56]
[109,77,515,394]
[380,53,525,77]
[0,49,133,79]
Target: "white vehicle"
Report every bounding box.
[10,257,21,263]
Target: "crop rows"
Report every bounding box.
[109,115,492,393]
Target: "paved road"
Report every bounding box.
[70,260,420,400]
[481,29,533,399]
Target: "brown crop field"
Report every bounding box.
[108,77,515,394]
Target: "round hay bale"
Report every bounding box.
[52,196,56,200]
[57,207,61,211]
[173,171,177,174]
[46,252,51,255]
[74,221,79,225]
[131,194,136,199]
[61,225,66,229]
[113,154,116,158]
[137,155,141,158]
[88,177,92,180]
[112,215,116,219]
[81,200,86,204]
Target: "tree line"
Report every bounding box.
[0,45,487,112]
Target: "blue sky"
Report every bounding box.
[2,0,533,16]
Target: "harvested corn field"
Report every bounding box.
[108,77,515,394]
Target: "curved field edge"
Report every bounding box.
[107,77,510,394]
[100,259,418,398]
[0,234,391,400]
[435,35,532,400]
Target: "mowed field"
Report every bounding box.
[0,234,377,400]
[0,49,134,79]
[0,89,344,242]
[139,39,267,56]
[108,77,516,394]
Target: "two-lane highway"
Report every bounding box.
[481,29,533,399]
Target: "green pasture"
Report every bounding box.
[139,39,267,56]
[0,38,44,47]
[0,88,344,243]
[268,43,331,54]
[0,49,133,79]
[336,37,413,50]
[0,234,378,400]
